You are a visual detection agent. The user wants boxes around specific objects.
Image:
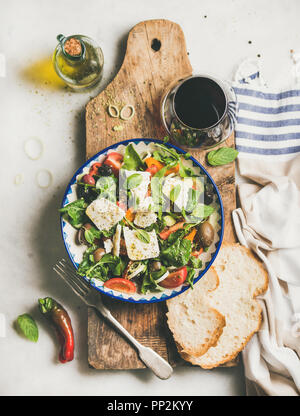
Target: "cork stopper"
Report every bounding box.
[64,37,82,56]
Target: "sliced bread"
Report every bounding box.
[183,243,268,369]
[166,267,226,357]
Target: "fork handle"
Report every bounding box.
[95,303,173,380]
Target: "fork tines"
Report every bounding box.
[53,259,90,299]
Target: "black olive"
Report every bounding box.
[204,182,214,205]
[150,261,161,272]
[98,165,113,176]
[77,183,97,203]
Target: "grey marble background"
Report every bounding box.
[0,0,299,396]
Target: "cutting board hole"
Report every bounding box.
[151,38,161,52]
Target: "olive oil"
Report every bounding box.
[53,34,104,90]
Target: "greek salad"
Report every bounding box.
[60,142,217,295]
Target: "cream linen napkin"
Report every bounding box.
[231,61,300,396]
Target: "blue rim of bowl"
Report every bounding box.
[60,138,224,303]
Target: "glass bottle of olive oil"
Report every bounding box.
[53,34,104,90]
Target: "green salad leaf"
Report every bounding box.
[84,226,102,245]
[150,265,167,281]
[141,270,165,295]
[78,249,127,280]
[166,228,187,244]
[96,176,117,202]
[186,267,196,289]
[178,159,194,177]
[207,147,239,166]
[59,198,88,228]
[16,314,39,342]
[153,144,194,177]
[161,238,192,267]
[122,143,145,170]
[189,256,203,269]
[191,203,214,219]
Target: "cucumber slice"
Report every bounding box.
[164,215,176,227]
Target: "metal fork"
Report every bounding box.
[53,259,173,380]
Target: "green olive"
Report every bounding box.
[93,248,106,262]
[198,221,214,247]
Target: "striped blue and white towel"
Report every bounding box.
[233,72,300,161]
[231,65,300,396]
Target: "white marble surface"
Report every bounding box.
[1,0,299,396]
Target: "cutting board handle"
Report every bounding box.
[86,19,192,159]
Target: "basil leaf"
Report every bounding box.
[135,230,150,244]
[122,143,145,170]
[17,314,39,342]
[207,147,238,166]
[170,184,181,203]
[126,173,143,190]
[192,203,214,219]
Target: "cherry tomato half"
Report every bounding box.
[103,152,123,176]
[159,266,187,289]
[145,164,160,176]
[116,201,127,211]
[104,278,136,294]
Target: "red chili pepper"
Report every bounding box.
[38,297,75,363]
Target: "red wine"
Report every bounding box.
[174,77,226,129]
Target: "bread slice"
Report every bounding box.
[184,243,268,369]
[166,267,226,358]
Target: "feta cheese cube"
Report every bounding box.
[123,227,160,260]
[134,211,157,228]
[162,176,194,210]
[113,224,122,257]
[86,198,125,231]
[103,239,113,254]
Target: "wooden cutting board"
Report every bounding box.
[85,19,236,370]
